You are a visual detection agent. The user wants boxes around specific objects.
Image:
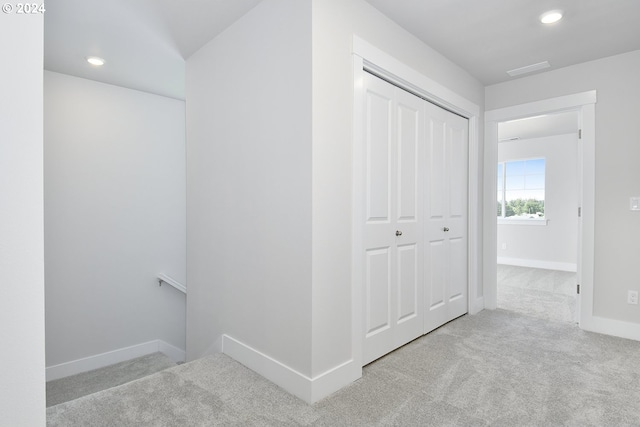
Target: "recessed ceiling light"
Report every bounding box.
[86,56,105,66]
[540,10,563,24]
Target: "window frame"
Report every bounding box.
[497,157,548,226]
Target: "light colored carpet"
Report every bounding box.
[497,264,577,323]
[46,352,176,407]
[47,310,640,426]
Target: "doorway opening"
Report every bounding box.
[484,91,597,330]
[495,111,580,323]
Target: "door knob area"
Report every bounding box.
[443,227,450,232]
[396,230,403,236]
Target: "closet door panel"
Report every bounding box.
[365,90,392,223]
[397,243,418,323]
[362,74,396,364]
[363,73,424,364]
[427,239,446,310]
[424,102,469,334]
[397,101,419,223]
[365,248,392,336]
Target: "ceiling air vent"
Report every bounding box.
[506,61,550,77]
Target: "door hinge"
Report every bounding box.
[578,207,582,217]
[578,129,582,139]
[577,284,580,294]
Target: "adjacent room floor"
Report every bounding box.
[497,264,577,323]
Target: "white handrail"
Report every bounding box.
[157,273,186,294]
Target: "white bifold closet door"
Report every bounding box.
[423,101,469,334]
[362,73,425,365]
[362,72,468,365]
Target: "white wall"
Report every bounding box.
[311,0,485,378]
[486,50,640,324]
[186,0,484,401]
[185,0,313,375]
[44,71,186,369]
[0,12,46,427]
[497,134,578,270]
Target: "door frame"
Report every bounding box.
[483,91,597,328]
[352,36,481,368]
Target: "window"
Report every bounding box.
[497,158,545,219]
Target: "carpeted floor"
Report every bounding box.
[46,352,176,407]
[497,264,577,323]
[47,309,640,426]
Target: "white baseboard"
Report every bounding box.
[470,296,484,315]
[222,334,360,403]
[581,315,640,342]
[497,257,577,272]
[46,340,186,381]
[158,341,187,364]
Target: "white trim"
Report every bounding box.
[498,218,548,226]
[222,335,358,404]
[485,91,596,122]
[467,114,482,316]
[309,358,360,404]
[578,103,596,326]
[352,36,483,366]
[484,91,596,327]
[158,340,187,363]
[581,315,640,342]
[353,37,480,117]
[470,296,485,315]
[497,257,577,272]
[351,53,365,378]
[46,340,185,381]
[483,121,499,310]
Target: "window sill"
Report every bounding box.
[498,218,548,226]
